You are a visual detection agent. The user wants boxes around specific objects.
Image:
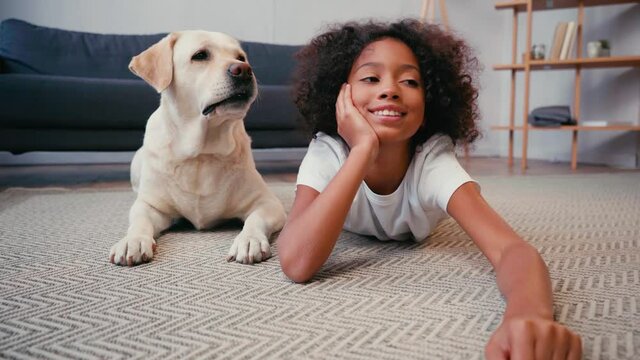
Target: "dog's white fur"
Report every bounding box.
[109,31,286,266]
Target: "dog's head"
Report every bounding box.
[129,31,257,120]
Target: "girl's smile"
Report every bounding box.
[368,104,407,123]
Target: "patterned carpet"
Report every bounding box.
[0,173,638,359]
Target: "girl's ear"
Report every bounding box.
[129,33,178,93]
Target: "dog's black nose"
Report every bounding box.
[228,63,253,80]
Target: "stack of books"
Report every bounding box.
[549,21,578,61]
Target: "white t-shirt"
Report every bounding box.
[296,132,477,242]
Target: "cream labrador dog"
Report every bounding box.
[109,31,286,266]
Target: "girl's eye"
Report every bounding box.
[403,79,420,87]
[361,76,379,83]
[191,50,209,61]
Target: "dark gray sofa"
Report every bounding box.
[0,19,308,154]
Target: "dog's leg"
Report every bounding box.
[110,199,173,266]
[227,200,285,264]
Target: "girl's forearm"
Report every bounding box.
[278,145,374,282]
[446,185,555,320]
[496,242,554,320]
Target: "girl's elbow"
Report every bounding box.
[282,265,314,284]
[278,246,316,283]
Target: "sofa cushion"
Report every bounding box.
[0,19,166,79]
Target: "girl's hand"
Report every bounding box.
[485,316,582,360]
[335,83,379,159]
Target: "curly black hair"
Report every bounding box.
[292,19,481,150]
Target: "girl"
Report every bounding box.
[277,20,581,359]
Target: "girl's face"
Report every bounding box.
[347,37,425,147]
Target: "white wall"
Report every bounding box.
[1,0,638,168]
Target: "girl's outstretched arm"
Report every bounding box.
[278,84,379,283]
[447,182,582,360]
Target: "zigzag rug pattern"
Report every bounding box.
[0,173,638,359]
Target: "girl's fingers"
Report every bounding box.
[535,325,555,360]
[336,83,345,118]
[489,319,581,360]
[344,84,365,122]
[551,329,570,360]
[342,83,350,114]
[484,338,508,360]
[510,324,535,360]
[567,334,582,360]
[344,83,355,112]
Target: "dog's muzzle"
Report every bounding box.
[202,63,255,116]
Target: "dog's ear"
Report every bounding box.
[129,33,177,93]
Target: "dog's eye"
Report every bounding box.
[191,50,209,61]
[237,54,246,62]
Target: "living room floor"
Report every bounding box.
[1,156,638,191]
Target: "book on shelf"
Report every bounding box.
[580,120,634,127]
[560,21,577,60]
[549,22,568,60]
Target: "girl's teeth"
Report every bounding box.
[374,110,401,116]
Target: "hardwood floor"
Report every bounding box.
[0,156,636,191]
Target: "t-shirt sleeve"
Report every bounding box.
[296,135,343,193]
[418,136,478,214]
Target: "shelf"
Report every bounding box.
[494,64,526,71]
[492,124,640,131]
[493,56,640,71]
[495,0,640,12]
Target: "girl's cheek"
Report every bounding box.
[349,89,366,108]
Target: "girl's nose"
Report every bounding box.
[378,84,400,100]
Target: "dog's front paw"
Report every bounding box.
[227,231,271,264]
[109,235,156,266]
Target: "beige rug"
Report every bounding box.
[0,173,638,359]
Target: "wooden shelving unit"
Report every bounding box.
[493,0,640,170]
